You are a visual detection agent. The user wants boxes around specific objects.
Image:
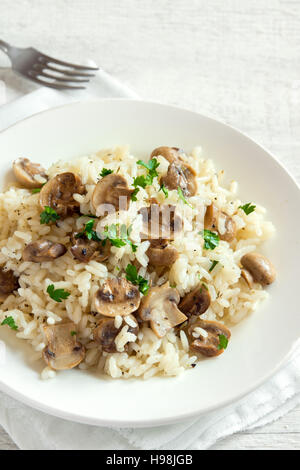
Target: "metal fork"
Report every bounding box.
[0,39,98,90]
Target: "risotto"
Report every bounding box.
[0,145,276,380]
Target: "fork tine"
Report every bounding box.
[27,75,86,90]
[46,64,96,78]
[40,54,99,71]
[40,71,90,83]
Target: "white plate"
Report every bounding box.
[0,99,299,428]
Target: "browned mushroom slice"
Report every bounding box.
[0,267,19,301]
[138,282,187,338]
[146,239,178,267]
[92,173,133,214]
[94,278,141,317]
[93,315,139,353]
[70,233,110,263]
[241,252,276,286]
[217,211,236,242]
[204,204,236,242]
[241,268,254,289]
[150,146,184,163]
[178,284,211,318]
[23,240,67,263]
[187,319,231,357]
[139,203,182,240]
[160,161,197,197]
[43,321,85,370]
[204,203,219,231]
[39,172,84,217]
[13,158,47,189]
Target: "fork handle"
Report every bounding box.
[0,39,11,55]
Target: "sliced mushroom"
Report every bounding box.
[39,172,84,217]
[23,240,67,263]
[0,268,19,301]
[70,233,110,263]
[204,203,218,231]
[241,252,276,286]
[138,282,187,338]
[160,161,197,197]
[178,284,211,318]
[13,158,47,189]
[151,146,197,197]
[139,202,182,240]
[241,268,254,289]
[150,146,184,163]
[146,239,178,267]
[204,204,236,242]
[187,319,231,357]
[92,173,133,213]
[43,321,85,370]
[93,315,139,353]
[94,278,141,317]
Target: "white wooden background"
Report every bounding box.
[0,0,299,450]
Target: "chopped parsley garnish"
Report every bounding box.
[125,264,150,295]
[137,158,160,181]
[40,206,60,224]
[159,184,169,198]
[239,202,256,215]
[102,224,137,252]
[76,219,101,241]
[200,229,220,250]
[47,284,71,303]
[177,187,193,208]
[209,260,219,272]
[218,334,228,350]
[100,168,113,178]
[131,175,148,201]
[131,187,140,201]
[131,159,160,201]
[70,331,77,336]
[201,283,208,291]
[1,316,18,330]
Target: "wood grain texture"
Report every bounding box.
[0,0,299,450]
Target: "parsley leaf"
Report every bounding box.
[218,334,228,350]
[130,175,149,201]
[125,264,150,295]
[239,202,256,215]
[131,187,140,202]
[101,224,137,252]
[100,168,113,178]
[177,187,193,208]
[76,219,101,241]
[70,331,77,336]
[40,206,60,224]
[200,229,220,250]
[1,316,18,330]
[47,284,71,303]
[137,158,160,181]
[131,159,160,200]
[159,184,169,198]
[209,260,219,272]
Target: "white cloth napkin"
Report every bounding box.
[0,66,299,450]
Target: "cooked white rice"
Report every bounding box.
[0,145,275,380]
